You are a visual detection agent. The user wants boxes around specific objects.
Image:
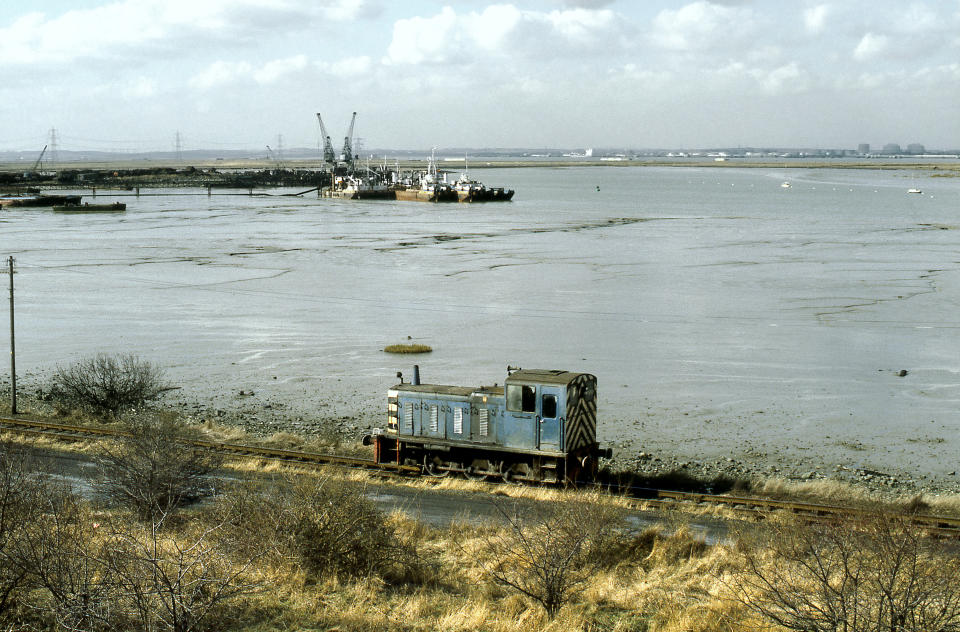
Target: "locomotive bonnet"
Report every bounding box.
[365,366,612,483]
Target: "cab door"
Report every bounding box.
[538,385,563,451]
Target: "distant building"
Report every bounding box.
[882,143,902,154]
[858,143,870,154]
[906,143,925,155]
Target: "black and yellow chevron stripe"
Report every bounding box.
[564,373,597,451]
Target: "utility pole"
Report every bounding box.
[7,256,15,415]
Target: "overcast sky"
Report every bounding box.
[2,0,959,153]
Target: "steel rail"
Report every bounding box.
[1,414,957,535]
[0,415,418,474]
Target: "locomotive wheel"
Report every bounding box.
[499,461,521,485]
[423,455,449,477]
[462,459,489,481]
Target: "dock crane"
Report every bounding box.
[340,111,357,171]
[265,145,284,170]
[31,145,48,174]
[315,113,336,166]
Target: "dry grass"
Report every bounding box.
[748,476,960,517]
[383,343,433,354]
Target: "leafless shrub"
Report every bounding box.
[51,353,172,417]
[95,413,222,521]
[468,496,627,618]
[0,442,49,622]
[210,476,424,583]
[4,484,115,631]
[724,514,960,632]
[102,518,263,632]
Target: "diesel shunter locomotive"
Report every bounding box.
[365,366,612,483]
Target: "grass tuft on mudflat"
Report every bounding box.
[383,344,433,354]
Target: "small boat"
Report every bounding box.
[780,182,792,188]
[907,188,922,194]
[52,202,126,213]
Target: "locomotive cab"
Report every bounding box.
[368,366,610,484]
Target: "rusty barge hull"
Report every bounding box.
[0,194,82,207]
[319,188,395,200]
[52,202,126,213]
[395,188,459,202]
[456,188,515,202]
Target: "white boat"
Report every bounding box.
[322,173,394,199]
[781,182,792,188]
[907,188,922,194]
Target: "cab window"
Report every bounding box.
[542,394,557,418]
[506,384,537,413]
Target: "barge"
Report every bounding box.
[52,202,126,213]
[0,194,82,207]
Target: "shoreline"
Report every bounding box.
[2,157,960,175]
[7,373,957,501]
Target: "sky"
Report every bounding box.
[1,0,959,153]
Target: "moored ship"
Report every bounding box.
[453,173,515,202]
[321,172,395,199]
[314,111,514,203]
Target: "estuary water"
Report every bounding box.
[3,165,960,479]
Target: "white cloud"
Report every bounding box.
[125,76,158,99]
[650,1,757,52]
[0,0,370,67]
[383,4,624,66]
[189,61,255,90]
[803,4,831,34]
[321,56,373,78]
[754,62,811,95]
[853,32,889,61]
[384,6,460,65]
[253,55,310,84]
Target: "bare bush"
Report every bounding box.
[102,519,263,632]
[51,353,172,417]
[725,514,960,632]
[211,476,423,583]
[4,484,115,631]
[95,413,222,520]
[0,442,49,621]
[469,496,627,617]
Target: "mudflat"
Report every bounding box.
[4,163,960,495]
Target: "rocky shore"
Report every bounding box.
[4,372,959,500]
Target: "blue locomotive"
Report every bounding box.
[365,366,612,483]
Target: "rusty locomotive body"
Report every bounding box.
[366,366,611,483]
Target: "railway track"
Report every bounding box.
[0,415,419,475]
[2,414,958,536]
